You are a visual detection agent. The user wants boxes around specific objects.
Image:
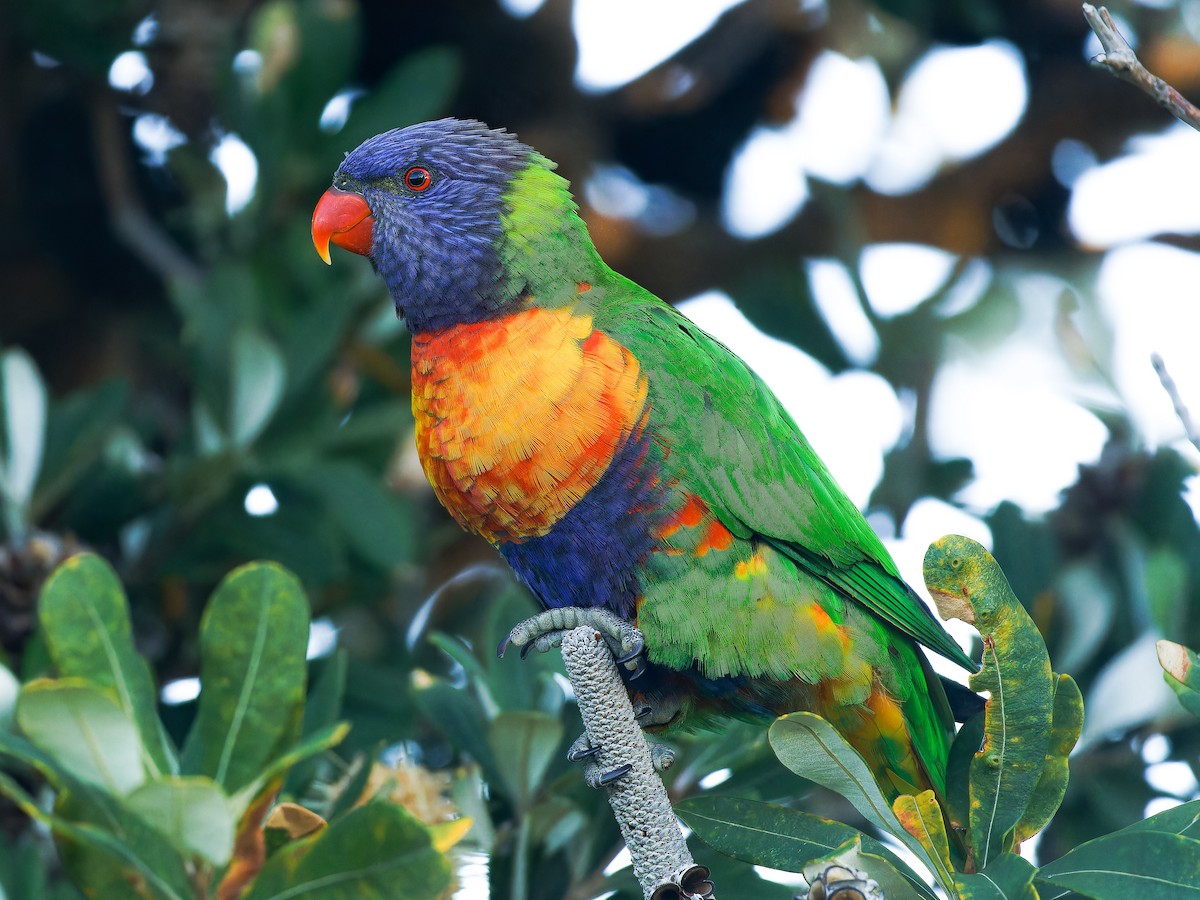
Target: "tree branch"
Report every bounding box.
[559,626,714,900]
[90,93,204,285]
[1151,352,1200,455]
[1082,3,1200,131]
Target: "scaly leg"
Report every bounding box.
[497,605,646,676]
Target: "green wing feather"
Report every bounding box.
[597,284,976,673]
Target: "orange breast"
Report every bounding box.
[410,306,649,543]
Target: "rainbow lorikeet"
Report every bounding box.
[311,118,975,804]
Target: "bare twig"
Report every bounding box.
[1151,352,1200,454]
[91,93,203,285]
[1082,3,1200,131]
[559,627,713,900]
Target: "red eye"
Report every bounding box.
[404,166,432,192]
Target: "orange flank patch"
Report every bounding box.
[734,552,768,580]
[694,519,734,557]
[577,281,592,293]
[410,307,648,542]
[655,494,709,539]
[807,603,851,652]
[867,688,907,736]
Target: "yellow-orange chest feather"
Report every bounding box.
[410,306,649,543]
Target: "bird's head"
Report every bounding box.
[312,118,599,333]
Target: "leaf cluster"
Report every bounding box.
[679,537,1200,899]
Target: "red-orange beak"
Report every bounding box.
[311,187,374,264]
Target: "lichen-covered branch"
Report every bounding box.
[559,626,714,900]
[1082,3,1200,131]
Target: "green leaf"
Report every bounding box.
[1158,640,1200,719]
[229,721,351,821]
[924,535,1055,866]
[0,347,47,516]
[946,711,984,835]
[1125,797,1200,838]
[677,795,936,900]
[893,791,955,891]
[125,776,235,865]
[1013,673,1083,844]
[956,851,1037,899]
[181,562,309,793]
[33,377,129,520]
[39,553,176,776]
[769,712,950,895]
[243,801,451,900]
[1036,831,1200,899]
[285,649,349,795]
[230,327,286,447]
[16,679,146,795]
[299,461,414,568]
[0,770,190,900]
[1144,548,1188,638]
[486,710,563,808]
[412,676,495,779]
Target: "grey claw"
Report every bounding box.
[519,641,537,660]
[496,635,511,658]
[567,742,602,761]
[615,645,642,666]
[634,705,654,721]
[598,764,632,785]
[626,654,647,680]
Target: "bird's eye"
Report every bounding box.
[404,166,432,192]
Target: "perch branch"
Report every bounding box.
[1151,353,1200,455]
[559,626,713,900]
[1082,3,1200,130]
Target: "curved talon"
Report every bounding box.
[614,642,644,666]
[634,705,654,721]
[626,654,647,681]
[597,763,632,785]
[519,641,537,660]
[567,742,602,761]
[496,635,511,659]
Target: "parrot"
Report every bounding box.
[311,118,975,807]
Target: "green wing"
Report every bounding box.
[601,286,976,673]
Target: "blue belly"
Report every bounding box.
[498,431,666,620]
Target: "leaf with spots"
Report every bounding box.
[893,790,955,891]
[676,795,936,900]
[1158,640,1200,719]
[924,536,1055,867]
[770,712,953,897]
[38,552,177,776]
[180,562,309,793]
[1012,673,1083,844]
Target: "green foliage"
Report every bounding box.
[0,554,454,899]
[686,536,1200,900]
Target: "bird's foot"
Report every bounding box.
[498,606,645,677]
[567,733,676,788]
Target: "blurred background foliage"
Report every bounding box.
[2,0,1200,896]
